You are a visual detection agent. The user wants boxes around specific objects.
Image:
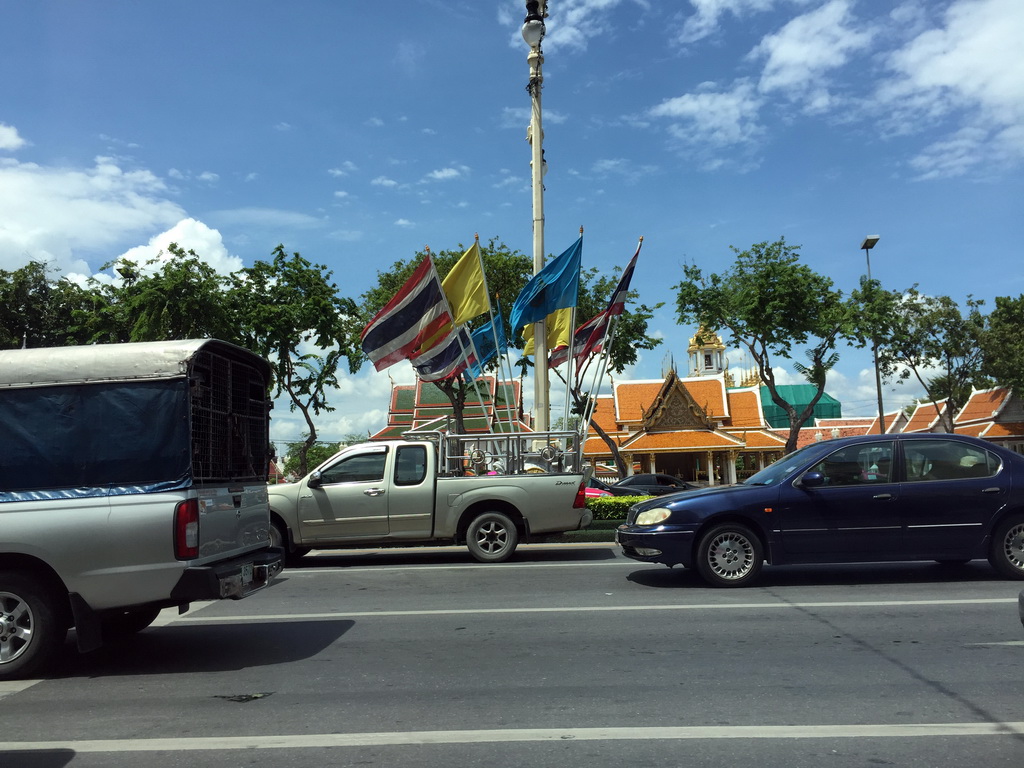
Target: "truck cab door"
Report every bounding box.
[297,445,390,539]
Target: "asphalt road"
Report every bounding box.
[2,543,1023,767]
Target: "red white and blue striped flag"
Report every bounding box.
[411,326,477,382]
[360,257,453,371]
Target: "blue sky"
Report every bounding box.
[2,0,1022,448]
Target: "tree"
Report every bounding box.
[675,237,852,454]
[281,440,341,478]
[358,238,533,434]
[231,245,363,477]
[0,261,98,349]
[869,288,988,432]
[109,245,236,342]
[981,294,1024,394]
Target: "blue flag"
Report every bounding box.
[467,302,508,379]
[509,236,582,339]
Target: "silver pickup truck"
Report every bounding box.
[0,340,283,679]
[269,431,592,563]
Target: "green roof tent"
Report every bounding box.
[759,384,842,429]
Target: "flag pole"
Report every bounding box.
[472,234,518,433]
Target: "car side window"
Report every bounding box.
[810,441,894,487]
[394,445,427,486]
[319,450,387,485]
[903,439,1001,483]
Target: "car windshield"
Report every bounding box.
[742,444,821,486]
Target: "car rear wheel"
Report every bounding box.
[695,524,764,587]
[466,512,519,563]
[0,572,68,680]
[989,515,1024,579]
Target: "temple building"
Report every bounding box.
[371,330,1024,479]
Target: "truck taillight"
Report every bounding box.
[175,499,200,559]
[573,482,587,509]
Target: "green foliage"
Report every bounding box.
[110,245,236,342]
[586,496,648,519]
[0,262,96,349]
[282,441,341,477]
[231,245,363,477]
[871,288,988,430]
[982,294,1024,394]
[675,237,852,452]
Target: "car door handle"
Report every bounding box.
[872,493,893,500]
[982,487,1001,494]
[364,488,385,497]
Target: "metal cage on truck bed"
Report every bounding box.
[0,339,272,498]
[187,347,272,483]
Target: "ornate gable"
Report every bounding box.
[642,371,714,431]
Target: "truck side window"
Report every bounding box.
[394,445,427,486]
[319,452,387,485]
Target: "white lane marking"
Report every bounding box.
[0,680,42,700]
[174,598,1016,622]
[3,722,1024,752]
[152,601,216,627]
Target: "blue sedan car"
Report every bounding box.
[616,433,1024,587]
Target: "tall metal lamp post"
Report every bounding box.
[523,1,549,430]
[861,235,886,434]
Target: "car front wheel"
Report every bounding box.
[989,515,1024,579]
[695,523,764,587]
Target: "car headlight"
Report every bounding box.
[635,508,672,526]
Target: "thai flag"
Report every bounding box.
[411,326,477,382]
[360,257,453,371]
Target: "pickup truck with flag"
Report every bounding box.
[268,430,592,563]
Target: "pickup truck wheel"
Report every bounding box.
[100,607,162,640]
[0,572,67,680]
[270,521,309,566]
[467,512,519,563]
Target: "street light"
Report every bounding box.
[861,235,885,434]
[523,1,549,430]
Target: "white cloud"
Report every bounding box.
[394,218,414,228]
[207,207,325,229]
[750,0,871,113]
[878,0,1024,175]
[111,218,243,277]
[328,162,358,177]
[649,79,765,148]
[677,0,785,45]
[423,166,468,182]
[371,175,399,187]
[0,155,184,274]
[0,123,28,151]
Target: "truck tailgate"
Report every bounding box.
[197,483,271,559]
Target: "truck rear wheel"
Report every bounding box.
[466,512,519,563]
[0,572,68,680]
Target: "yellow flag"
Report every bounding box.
[442,241,489,326]
[523,307,573,355]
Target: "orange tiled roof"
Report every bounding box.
[614,380,665,423]
[681,377,727,419]
[978,421,1024,439]
[724,388,763,428]
[621,430,743,451]
[590,395,620,434]
[956,387,1011,424]
[903,400,948,433]
[734,429,787,448]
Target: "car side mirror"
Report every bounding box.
[799,471,825,488]
[307,470,323,489]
